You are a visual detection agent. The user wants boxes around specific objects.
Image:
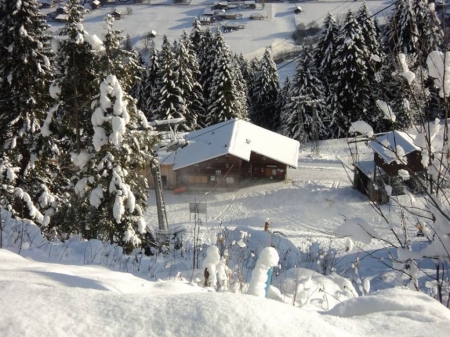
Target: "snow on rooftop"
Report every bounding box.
[369,130,419,164]
[168,119,299,170]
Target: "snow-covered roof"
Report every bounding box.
[369,130,419,164]
[166,119,299,170]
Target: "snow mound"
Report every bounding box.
[326,288,450,322]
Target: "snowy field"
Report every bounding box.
[44,0,390,58]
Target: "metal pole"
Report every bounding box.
[151,157,169,231]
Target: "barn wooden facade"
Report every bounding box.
[353,130,425,204]
[146,119,299,192]
[369,130,424,177]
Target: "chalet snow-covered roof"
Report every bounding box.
[165,119,299,170]
[369,130,419,164]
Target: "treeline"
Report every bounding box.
[0,0,444,251]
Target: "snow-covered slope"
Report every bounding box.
[1,249,449,337]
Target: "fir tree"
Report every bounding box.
[314,12,339,95]
[190,17,203,53]
[356,3,382,74]
[278,76,292,134]
[0,0,57,226]
[251,49,281,131]
[383,0,419,57]
[58,74,155,250]
[50,0,102,153]
[328,10,372,138]
[47,0,104,234]
[100,15,143,93]
[197,28,216,123]
[154,35,186,123]
[232,56,250,121]
[206,31,242,126]
[135,45,159,121]
[247,58,260,122]
[281,47,327,143]
[174,31,204,131]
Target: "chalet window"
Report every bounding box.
[211,176,216,181]
[216,170,222,176]
[182,176,188,183]
[226,163,230,168]
[226,177,234,184]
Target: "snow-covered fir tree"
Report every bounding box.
[174,31,204,131]
[206,31,244,126]
[197,28,216,124]
[135,45,159,121]
[154,35,186,123]
[100,15,142,93]
[190,17,203,53]
[281,46,327,143]
[232,55,250,121]
[356,3,385,131]
[314,12,339,96]
[383,0,420,57]
[250,49,281,131]
[247,57,260,122]
[60,74,155,250]
[49,0,103,154]
[328,10,373,138]
[0,0,58,226]
[356,3,382,74]
[412,0,443,62]
[278,76,292,134]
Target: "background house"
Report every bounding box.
[146,119,299,191]
[353,130,424,203]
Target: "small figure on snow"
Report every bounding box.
[264,218,270,231]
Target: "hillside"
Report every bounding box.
[44,0,388,58]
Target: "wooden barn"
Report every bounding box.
[353,130,424,203]
[250,12,268,20]
[110,9,121,20]
[146,119,299,191]
[369,130,423,177]
[213,1,228,10]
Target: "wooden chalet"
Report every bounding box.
[353,130,424,204]
[213,1,228,10]
[111,9,121,20]
[91,0,101,9]
[199,16,213,25]
[222,21,246,31]
[369,131,423,177]
[203,8,216,16]
[250,12,268,20]
[243,1,256,9]
[54,14,68,22]
[146,119,299,192]
[217,12,243,20]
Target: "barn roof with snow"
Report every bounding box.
[369,130,419,164]
[165,118,299,170]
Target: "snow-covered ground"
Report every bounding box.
[2,137,449,336]
[1,247,450,337]
[44,0,389,58]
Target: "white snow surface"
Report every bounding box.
[1,248,449,337]
[166,118,299,170]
